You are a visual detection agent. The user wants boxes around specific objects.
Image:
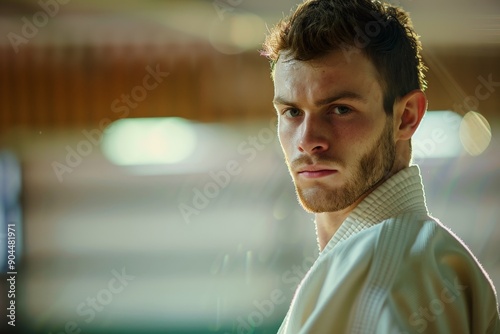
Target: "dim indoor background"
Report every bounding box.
[0,0,499,333]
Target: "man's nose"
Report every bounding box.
[297,116,329,154]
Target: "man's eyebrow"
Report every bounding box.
[272,96,297,107]
[273,91,367,107]
[314,91,367,107]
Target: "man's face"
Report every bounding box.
[273,51,396,213]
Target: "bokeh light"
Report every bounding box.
[101,117,197,166]
[459,111,492,156]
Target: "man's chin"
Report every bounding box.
[297,194,354,213]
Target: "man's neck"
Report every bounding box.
[313,157,411,251]
[314,169,398,251]
[315,211,348,251]
[314,199,360,251]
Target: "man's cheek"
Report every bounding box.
[277,130,292,153]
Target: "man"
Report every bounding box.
[261,0,500,333]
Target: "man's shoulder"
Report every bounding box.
[377,214,478,262]
[332,213,483,270]
[351,214,500,332]
[380,214,498,306]
[372,213,486,273]
[322,212,494,291]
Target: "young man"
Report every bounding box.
[262,0,500,333]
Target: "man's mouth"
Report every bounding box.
[297,165,338,179]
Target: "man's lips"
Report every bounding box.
[297,166,338,178]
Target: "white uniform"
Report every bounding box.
[278,166,500,334]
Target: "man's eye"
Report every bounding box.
[284,108,302,117]
[332,106,352,115]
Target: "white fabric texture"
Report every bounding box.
[278,166,500,334]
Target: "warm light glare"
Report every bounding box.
[459,111,492,156]
[229,14,266,49]
[101,118,197,165]
[209,13,266,54]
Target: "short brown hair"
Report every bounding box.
[262,0,427,114]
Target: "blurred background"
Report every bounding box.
[0,0,499,333]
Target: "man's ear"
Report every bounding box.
[394,89,427,141]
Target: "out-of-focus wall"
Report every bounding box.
[0,43,275,130]
[1,44,499,132]
[0,0,499,333]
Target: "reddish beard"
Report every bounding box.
[288,119,395,213]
